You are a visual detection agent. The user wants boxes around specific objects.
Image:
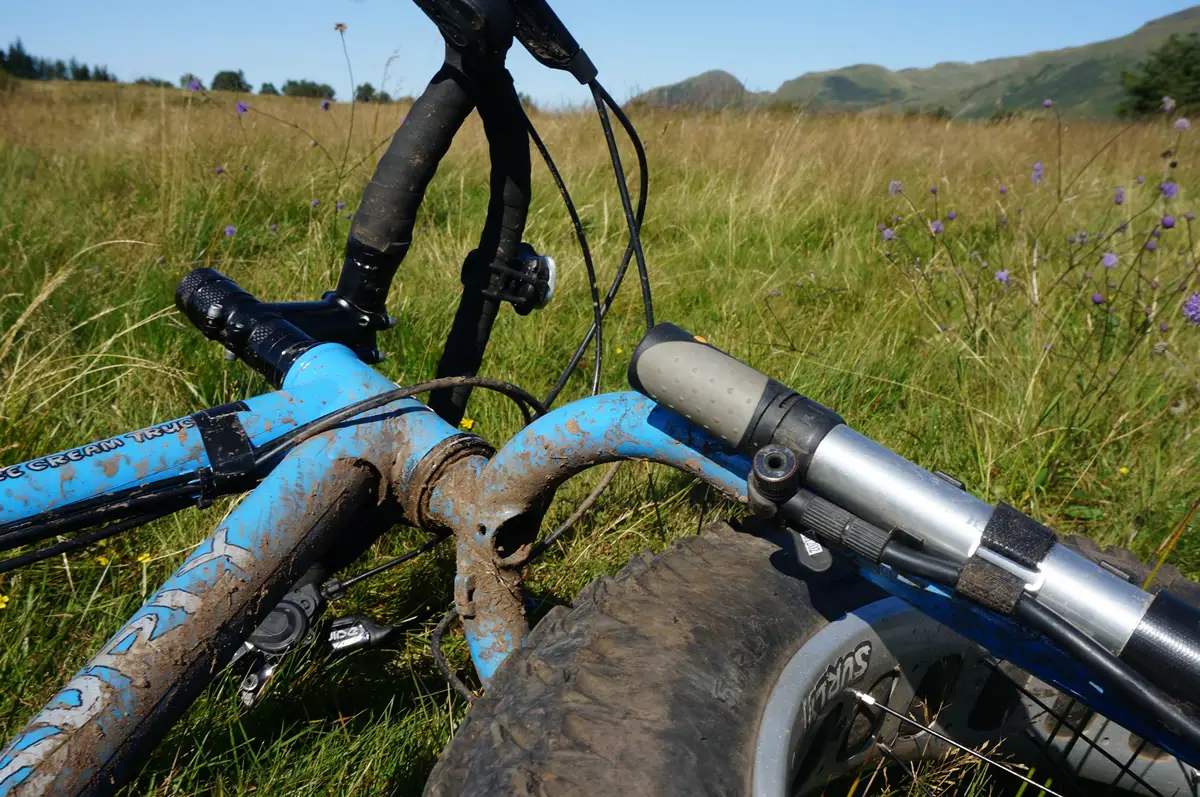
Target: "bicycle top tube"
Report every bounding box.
[0,344,443,526]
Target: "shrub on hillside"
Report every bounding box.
[1122,33,1200,116]
[212,70,251,93]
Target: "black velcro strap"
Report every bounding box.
[193,401,255,501]
[982,503,1057,569]
[957,558,1025,615]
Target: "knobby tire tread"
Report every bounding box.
[424,523,1199,797]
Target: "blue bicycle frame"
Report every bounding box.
[3,337,1198,796]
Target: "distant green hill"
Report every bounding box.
[632,6,1200,116]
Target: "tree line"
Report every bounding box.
[0,41,403,103]
[1,40,115,82]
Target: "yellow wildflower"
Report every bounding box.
[616,347,624,355]
[1119,467,1129,475]
[459,418,476,431]
[97,555,110,566]
[137,553,151,564]
[0,595,9,609]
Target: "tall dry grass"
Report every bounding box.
[0,80,1196,794]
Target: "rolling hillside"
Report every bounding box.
[633,5,1200,116]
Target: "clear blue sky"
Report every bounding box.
[2,0,1195,107]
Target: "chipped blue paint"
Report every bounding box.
[0,765,33,795]
[0,343,461,794]
[9,729,58,754]
[450,392,751,684]
[0,343,452,525]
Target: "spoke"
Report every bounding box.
[851,689,1066,797]
[981,659,1168,797]
[1105,735,1149,797]
[874,741,939,797]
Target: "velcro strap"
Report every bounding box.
[193,401,255,502]
[957,558,1025,614]
[982,503,1057,569]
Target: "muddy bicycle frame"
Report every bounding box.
[3,336,1199,792]
[3,0,1200,790]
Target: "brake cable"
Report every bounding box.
[0,376,545,572]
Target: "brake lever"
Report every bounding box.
[510,0,597,83]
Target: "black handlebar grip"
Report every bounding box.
[176,267,255,340]
[511,0,597,83]
[628,323,844,470]
[176,268,317,386]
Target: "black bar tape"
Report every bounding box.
[981,502,1057,569]
[429,64,531,426]
[193,402,256,498]
[1122,591,1200,707]
[337,61,476,316]
[957,558,1026,614]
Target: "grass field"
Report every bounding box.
[0,79,1197,795]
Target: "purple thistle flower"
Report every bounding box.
[310,199,319,208]
[1031,162,1044,185]
[1176,118,1191,131]
[155,256,166,265]
[1137,175,1145,184]
[1185,211,1196,221]
[1043,98,1053,108]
[1160,181,1179,199]
[235,101,248,116]
[888,180,903,196]
[269,223,278,232]
[320,99,331,111]
[1163,215,1176,229]
[1163,96,1177,113]
[1114,186,1125,205]
[930,219,944,235]
[1091,293,1104,305]
[187,79,201,92]
[1145,240,1158,251]
[1102,252,1118,269]
[1068,236,1077,244]
[1182,292,1200,326]
[224,225,236,237]
[214,166,224,175]
[882,228,895,241]
[892,215,901,222]
[877,223,886,232]
[995,269,1011,286]
[336,201,345,211]
[999,186,1008,195]
[929,186,938,195]
[946,211,957,220]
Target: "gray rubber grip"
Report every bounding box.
[630,329,772,447]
